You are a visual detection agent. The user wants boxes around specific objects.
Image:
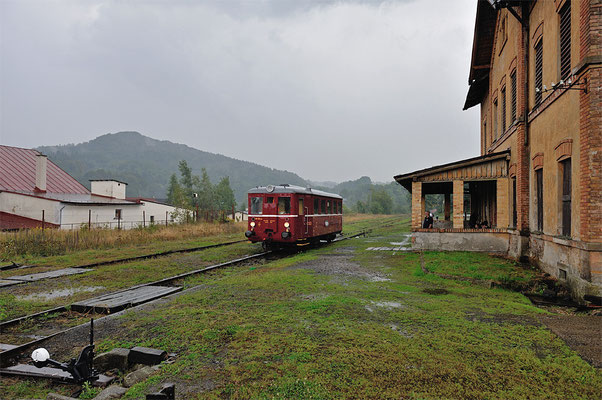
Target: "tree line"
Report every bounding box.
[166,160,236,221]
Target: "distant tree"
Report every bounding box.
[178,160,194,199]
[197,168,216,210]
[215,176,236,212]
[370,188,393,214]
[355,201,367,213]
[167,174,189,208]
[166,173,192,223]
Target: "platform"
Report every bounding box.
[71,285,182,313]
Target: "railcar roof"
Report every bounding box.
[248,185,342,199]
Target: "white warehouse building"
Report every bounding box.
[0,145,179,230]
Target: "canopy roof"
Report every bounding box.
[394,150,510,192]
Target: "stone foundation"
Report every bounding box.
[412,230,509,253]
[411,229,602,302]
[528,234,602,300]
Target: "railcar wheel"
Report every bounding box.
[262,241,271,251]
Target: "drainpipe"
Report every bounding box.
[59,205,66,228]
[521,3,530,147]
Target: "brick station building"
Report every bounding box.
[395,0,601,300]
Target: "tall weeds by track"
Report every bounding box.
[0,222,246,259]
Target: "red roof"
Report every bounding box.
[0,145,89,194]
[0,211,59,230]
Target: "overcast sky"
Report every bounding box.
[0,0,480,183]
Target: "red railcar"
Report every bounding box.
[245,184,343,248]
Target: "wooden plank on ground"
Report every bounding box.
[5,268,92,282]
[71,285,182,314]
[0,344,18,351]
[0,280,20,287]
[0,364,73,380]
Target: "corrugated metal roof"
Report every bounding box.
[0,145,89,194]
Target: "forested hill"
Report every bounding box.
[37,132,307,203]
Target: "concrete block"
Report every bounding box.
[128,347,167,365]
[93,374,116,388]
[123,366,155,388]
[92,385,127,400]
[47,394,77,400]
[94,348,130,372]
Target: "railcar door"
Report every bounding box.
[298,197,308,236]
[262,195,278,234]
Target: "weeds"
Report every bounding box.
[0,222,245,260]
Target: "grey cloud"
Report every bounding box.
[0,0,479,182]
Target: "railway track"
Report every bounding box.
[0,227,379,369]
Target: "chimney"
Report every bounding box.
[35,154,47,192]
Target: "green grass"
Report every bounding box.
[0,241,262,322]
[1,215,600,399]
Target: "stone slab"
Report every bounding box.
[129,346,167,365]
[6,268,92,282]
[47,393,78,400]
[94,348,130,371]
[123,365,155,387]
[71,286,181,314]
[93,385,127,400]
[93,374,117,388]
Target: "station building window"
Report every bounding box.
[501,86,507,133]
[510,70,517,123]
[114,209,122,220]
[560,159,571,236]
[536,169,544,231]
[559,2,571,80]
[493,98,498,140]
[535,39,543,105]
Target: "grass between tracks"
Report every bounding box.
[0,215,382,322]
[3,215,600,399]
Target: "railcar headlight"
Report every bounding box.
[284,222,290,228]
[250,222,256,227]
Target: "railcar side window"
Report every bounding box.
[321,200,326,215]
[326,201,331,214]
[250,197,263,214]
[278,197,291,215]
[314,198,319,214]
[299,198,304,215]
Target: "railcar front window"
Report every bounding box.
[250,197,263,214]
[299,198,304,215]
[278,197,291,215]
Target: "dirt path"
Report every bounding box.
[540,314,602,368]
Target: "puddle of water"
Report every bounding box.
[389,323,413,338]
[18,286,104,301]
[369,276,392,282]
[373,301,403,309]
